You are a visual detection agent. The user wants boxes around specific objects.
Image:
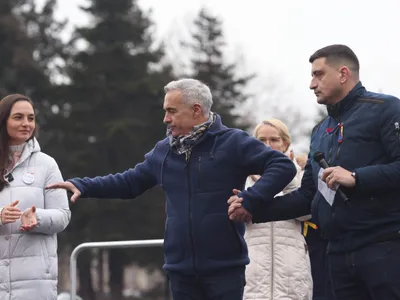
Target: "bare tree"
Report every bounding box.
[242,75,314,153]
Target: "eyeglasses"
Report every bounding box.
[258,137,281,143]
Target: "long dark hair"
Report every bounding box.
[0,94,36,191]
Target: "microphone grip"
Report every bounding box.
[319,160,329,169]
[319,159,349,202]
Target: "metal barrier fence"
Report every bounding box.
[70,239,165,300]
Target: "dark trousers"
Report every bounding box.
[168,266,245,300]
[328,240,400,300]
[305,229,336,300]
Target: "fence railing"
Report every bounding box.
[69,239,165,300]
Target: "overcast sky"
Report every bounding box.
[43,0,400,149]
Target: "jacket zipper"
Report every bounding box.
[336,121,343,161]
[327,117,341,164]
[197,157,202,188]
[327,132,335,164]
[331,118,343,219]
[336,145,341,160]
[270,222,274,299]
[7,189,13,284]
[185,151,197,274]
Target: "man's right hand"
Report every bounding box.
[1,200,22,224]
[45,181,81,203]
[227,189,252,222]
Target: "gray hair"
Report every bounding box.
[164,78,213,115]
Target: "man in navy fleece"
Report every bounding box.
[47,78,296,300]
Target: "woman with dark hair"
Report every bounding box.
[0,94,70,299]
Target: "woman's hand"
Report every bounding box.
[20,206,38,231]
[286,148,294,161]
[1,200,22,225]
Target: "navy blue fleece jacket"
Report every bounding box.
[70,115,296,273]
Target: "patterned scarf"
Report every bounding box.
[167,112,216,155]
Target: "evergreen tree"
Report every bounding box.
[0,0,64,126]
[0,0,70,293]
[184,8,254,129]
[57,0,172,298]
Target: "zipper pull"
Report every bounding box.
[185,151,192,163]
[395,122,400,138]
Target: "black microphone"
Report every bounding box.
[313,151,349,202]
[5,173,14,183]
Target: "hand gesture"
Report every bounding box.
[20,206,38,231]
[1,200,21,225]
[227,189,252,222]
[46,181,81,203]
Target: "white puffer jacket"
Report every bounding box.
[244,162,312,300]
[0,139,70,300]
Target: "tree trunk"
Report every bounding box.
[77,250,96,300]
[109,249,124,300]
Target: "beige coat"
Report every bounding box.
[244,162,312,300]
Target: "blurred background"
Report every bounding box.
[1,0,399,299]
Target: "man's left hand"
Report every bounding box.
[322,166,355,190]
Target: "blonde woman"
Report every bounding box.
[244,119,312,300]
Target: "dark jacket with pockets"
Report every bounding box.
[253,82,400,254]
[70,115,297,273]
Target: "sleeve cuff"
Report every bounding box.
[352,169,362,190]
[0,207,4,225]
[239,193,255,215]
[67,179,86,196]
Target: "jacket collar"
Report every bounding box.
[191,114,230,156]
[206,114,229,136]
[9,138,40,172]
[327,81,366,119]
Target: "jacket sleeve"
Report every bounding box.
[355,97,400,191]
[32,158,71,235]
[251,151,316,223]
[293,161,312,221]
[236,131,297,215]
[69,146,158,199]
